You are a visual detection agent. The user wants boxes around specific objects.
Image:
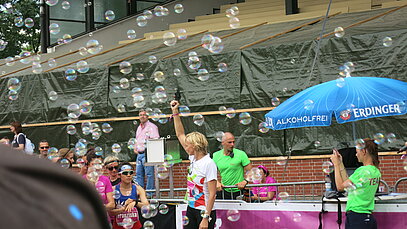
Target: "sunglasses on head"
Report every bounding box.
[120,171,134,176]
[107,166,119,171]
[40,146,50,149]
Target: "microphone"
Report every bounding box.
[398,145,407,153]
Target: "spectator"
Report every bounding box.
[104,156,121,186]
[84,150,115,212]
[56,148,75,168]
[135,109,159,197]
[213,132,252,200]
[171,100,217,229]
[109,163,149,229]
[251,165,277,202]
[38,140,50,159]
[331,138,381,229]
[0,136,10,146]
[10,121,25,151]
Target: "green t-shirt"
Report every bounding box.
[346,165,381,213]
[213,148,250,193]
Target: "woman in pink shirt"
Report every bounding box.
[251,165,277,202]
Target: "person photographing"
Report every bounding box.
[330,138,381,229]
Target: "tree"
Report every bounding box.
[0,0,40,59]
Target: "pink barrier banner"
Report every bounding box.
[176,201,407,229]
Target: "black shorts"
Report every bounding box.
[185,206,216,229]
[345,211,377,229]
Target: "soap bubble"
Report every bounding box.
[102,123,113,133]
[271,97,280,106]
[76,60,89,73]
[163,32,177,46]
[119,61,132,74]
[136,16,147,27]
[303,99,315,110]
[59,159,70,169]
[193,114,204,126]
[49,23,60,35]
[182,216,189,225]
[201,34,214,49]
[95,146,103,156]
[78,47,88,56]
[127,29,136,39]
[276,156,287,166]
[159,204,169,214]
[120,78,130,89]
[24,18,34,28]
[278,191,290,201]
[153,71,166,82]
[62,34,72,44]
[314,140,321,148]
[219,106,227,115]
[117,104,126,112]
[226,108,236,119]
[143,220,154,229]
[229,17,240,29]
[174,4,184,13]
[258,122,269,133]
[66,125,76,135]
[32,63,43,74]
[46,0,59,6]
[173,68,181,76]
[215,131,225,142]
[161,7,169,16]
[373,133,385,145]
[153,6,164,16]
[136,73,145,80]
[7,78,22,91]
[239,112,252,125]
[112,143,121,153]
[14,17,24,27]
[104,10,115,21]
[8,91,18,100]
[292,213,302,222]
[48,91,58,101]
[144,10,153,19]
[336,77,346,88]
[322,161,334,174]
[5,57,15,66]
[86,39,102,54]
[355,138,365,149]
[179,105,190,115]
[386,133,396,143]
[383,36,392,47]
[227,209,240,222]
[197,69,210,81]
[157,165,169,179]
[113,190,121,199]
[48,58,57,67]
[218,63,228,72]
[67,103,81,118]
[177,29,187,40]
[62,1,70,10]
[65,69,77,81]
[188,56,201,70]
[208,36,224,54]
[76,158,85,168]
[334,27,345,38]
[79,100,92,114]
[148,55,158,64]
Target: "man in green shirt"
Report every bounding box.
[213,132,252,200]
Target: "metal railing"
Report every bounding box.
[394,177,407,193]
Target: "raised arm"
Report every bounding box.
[330,149,349,191]
[170,100,187,150]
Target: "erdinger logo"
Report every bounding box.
[339,110,351,120]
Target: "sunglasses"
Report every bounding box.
[229,152,234,158]
[107,166,119,171]
[120,171,134,176]
[40,146,50,149]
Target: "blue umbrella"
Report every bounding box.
[265,77,407,131]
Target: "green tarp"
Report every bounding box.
[1,7,407,160]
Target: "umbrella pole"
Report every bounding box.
[352,122,357,141]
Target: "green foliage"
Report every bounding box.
[0,0,40,59]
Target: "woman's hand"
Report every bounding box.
[125,201,136,212]
[170,100,179,113]
[199,218,209,229]
[330,148,343,166]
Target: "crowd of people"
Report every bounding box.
[0,101,382,229]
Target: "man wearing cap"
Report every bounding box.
[213,132,252,200]
[135,109,159,197]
